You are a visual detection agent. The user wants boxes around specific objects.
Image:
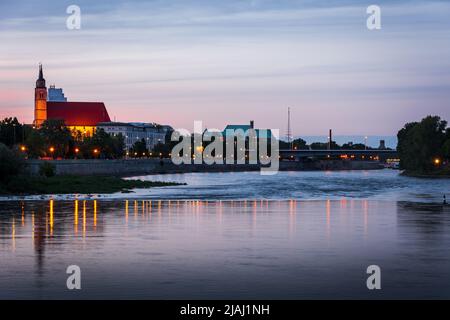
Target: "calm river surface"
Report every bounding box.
[1,170,450,299]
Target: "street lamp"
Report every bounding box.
[434,158,441,166]
[49,146,55,159]
[20,145,26,152]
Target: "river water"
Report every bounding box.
[1,170,450,299]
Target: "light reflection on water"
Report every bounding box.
[1,199,450,299]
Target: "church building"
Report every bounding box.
[34,64,111,136]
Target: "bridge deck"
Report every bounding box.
[279,149,398,158]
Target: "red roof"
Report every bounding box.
[47,101,111,126]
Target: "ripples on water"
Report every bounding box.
[0,199,450,299]
[1,170,450,299]
[128,170,450,203]
[1,169,448,202]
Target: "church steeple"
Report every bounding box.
[34,63,48,127]
[36,63,46,88]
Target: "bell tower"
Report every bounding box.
[34,63,47,127]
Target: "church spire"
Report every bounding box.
[34,63,48,127]
[36,63,46,88]
[39,63,43,79]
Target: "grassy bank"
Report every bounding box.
[402,167,450,178]
[0,175,184,195]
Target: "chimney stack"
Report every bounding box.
[328,129,332,150]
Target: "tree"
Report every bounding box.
[24,129,46,158]
[152,141,173,157]
[39,119,74,158]
[111,133,126,158]
[292,138,308,150]
[341,143,367,150]
[22,119,73,159]
[0,117,25,147]
[80,129,125,159]
[397,115,447,173]
[279,138,308,150]
[441,139,450,160]
[309,142,340,149]
[0,143,24,183]
[130,138,148,157]
[441,128,450,160]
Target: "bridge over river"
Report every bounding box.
[279,149,398,161]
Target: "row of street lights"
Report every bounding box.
[125,151,164,157]
[18,145,100,157]
[18,145,167,158]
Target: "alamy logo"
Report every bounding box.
[66,265,81,290]
[366,265,381,290]
[171,121,280,175]
[366,5,381,30]
[66,5,81,30]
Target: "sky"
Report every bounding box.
[1,0,449,137]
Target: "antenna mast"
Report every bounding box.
[287,107,293,150]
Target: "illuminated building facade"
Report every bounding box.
[47,101,111,137]
[97,122,169,151]
[33,65,171,142]
[34,64,47,127]
[33,65,111,136]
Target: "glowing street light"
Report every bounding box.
[20,145,26,152]
[434,158,441,165]
[93,149,99,155]
[75,148,80,153]
[49,147,55,153]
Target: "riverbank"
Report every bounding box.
[0,175,184,195]
[23,158,384,176]
[401,167,450,178]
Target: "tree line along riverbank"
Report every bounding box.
[397,116,450,177]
